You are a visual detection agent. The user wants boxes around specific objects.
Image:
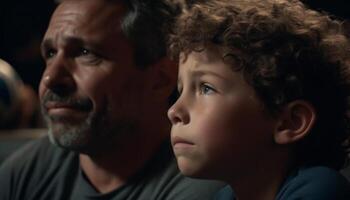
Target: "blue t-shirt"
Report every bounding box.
[215,166,350,200]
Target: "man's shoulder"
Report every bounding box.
[277,166,350,200]
[1,136,71,169]
[0,136,79,200]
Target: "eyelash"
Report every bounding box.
[44,49,57,59]
[176,82,217,98]
[177,86,183,96]
[79,48,92,56]
[199,83,216,95]
[43,48,99,59]
[77,48,102,64]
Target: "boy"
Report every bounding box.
[167,0,350,199]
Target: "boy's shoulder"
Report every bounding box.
[214,166,350,200]
[276,166,350,200]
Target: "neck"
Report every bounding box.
[79,127,168,193]
[228,150,294,200]
[230,169,285,200]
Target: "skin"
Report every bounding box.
[40,0,176,193]
[168,46,292,200]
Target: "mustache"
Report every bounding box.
[41,90,93,111]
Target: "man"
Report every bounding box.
[0,0,224,199]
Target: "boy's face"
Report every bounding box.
[168,47,278,180]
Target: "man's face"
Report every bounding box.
[39,0,151,153]
[168,47,278,180]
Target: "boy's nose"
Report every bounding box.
[167,100,190,125]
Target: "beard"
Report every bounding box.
[45,109,97,152]
[41,91,137,155]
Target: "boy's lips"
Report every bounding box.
[172,136,195,149]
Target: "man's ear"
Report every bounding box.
[274,100,316,145]
[148,57,178,101]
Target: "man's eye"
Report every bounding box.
[78,48,102,65]
[78,48,94,56]
[199,83,216,95]
[45,49,57,59]
[80,48,91,55]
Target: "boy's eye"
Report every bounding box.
[177,86,183,95]
[199,83,216,95]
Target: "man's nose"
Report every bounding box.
[41,55,76,95]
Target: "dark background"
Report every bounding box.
[0,0,349,92]
[0,0,56,91]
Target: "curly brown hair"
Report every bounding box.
[168,0,350,170]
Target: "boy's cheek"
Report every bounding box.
[195,116,233,139]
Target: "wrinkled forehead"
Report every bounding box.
[50,0,126,31]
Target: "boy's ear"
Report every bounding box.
[148,57,178,101]
[274,100,316,145]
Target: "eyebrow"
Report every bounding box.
[41,36,86,48]
[40,39,53,57]
[190,70,231,82]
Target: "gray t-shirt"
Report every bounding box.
[0,137,224,200]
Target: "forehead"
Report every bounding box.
[46,0,126,38]
[42,0,132,59]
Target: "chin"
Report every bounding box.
[176,157,207,178]
[47,121,93,151]
[177,157,223,181]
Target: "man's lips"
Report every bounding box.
[45,101,76,109]
[44,101,90,115]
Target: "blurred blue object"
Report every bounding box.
[0,78,11,106]
[0,59,23,128]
